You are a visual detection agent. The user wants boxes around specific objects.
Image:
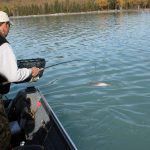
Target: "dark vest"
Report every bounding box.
[0,35,11,94]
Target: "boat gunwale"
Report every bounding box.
[37,88,78,150]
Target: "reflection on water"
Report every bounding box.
[8,11,150,150]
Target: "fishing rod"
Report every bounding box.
[43,59,82,70]
[1,59,82,85]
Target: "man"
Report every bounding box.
[0,11,40,149]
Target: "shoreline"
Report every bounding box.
[10,9,150,19]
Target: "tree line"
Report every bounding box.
[0,0,150,16]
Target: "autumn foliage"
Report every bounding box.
[0,0,149,16]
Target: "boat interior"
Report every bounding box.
[4,86,76,150]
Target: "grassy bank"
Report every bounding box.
[0,0,150,16]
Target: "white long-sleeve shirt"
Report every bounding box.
[0,42,31,82]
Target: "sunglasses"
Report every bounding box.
[6,22,10,27]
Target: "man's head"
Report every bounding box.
[0,11,11,37]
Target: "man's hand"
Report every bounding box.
[31,67,40,77]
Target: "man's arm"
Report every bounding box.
[0,43,32,82]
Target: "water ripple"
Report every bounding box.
[8,12,150,150]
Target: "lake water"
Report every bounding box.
[8,11,150,150]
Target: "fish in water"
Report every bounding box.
[90,82,111,87]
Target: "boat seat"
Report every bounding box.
[9,121,21,135]
[13,145,44,150]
